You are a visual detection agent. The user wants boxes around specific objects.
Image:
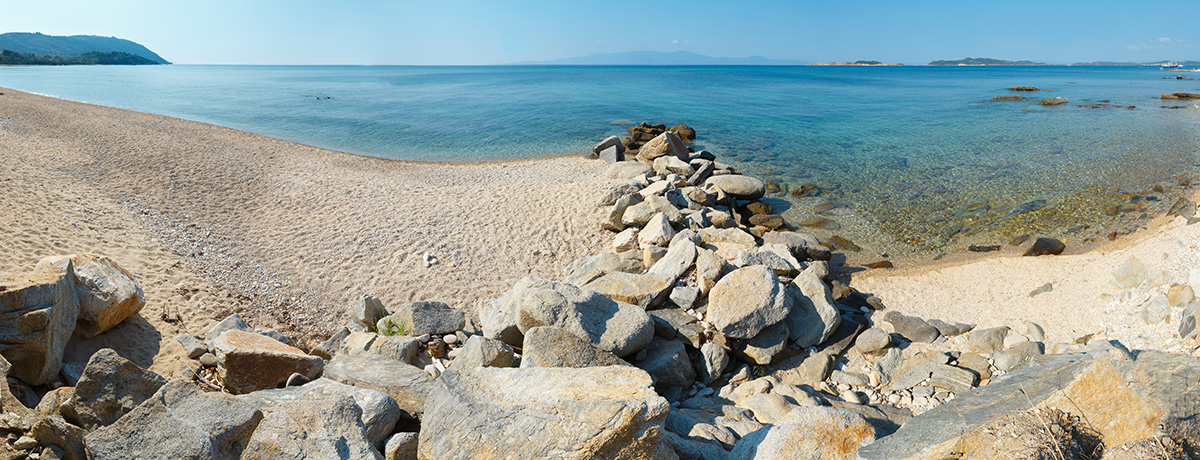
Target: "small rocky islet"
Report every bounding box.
[1,126,1199,459]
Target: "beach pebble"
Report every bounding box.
[443,334,458,345]
[198,353,218,367]
[842,391,862,405]
[424,364,441,378]
[418,334,431,343]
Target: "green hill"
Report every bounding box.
[0,32,168,65]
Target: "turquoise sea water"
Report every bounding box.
[2,65,1198,260]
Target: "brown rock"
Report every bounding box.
[212,330,325,394]
[1022,237,1065,256]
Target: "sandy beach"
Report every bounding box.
[3,85,1195,381]
[0,87,610,375]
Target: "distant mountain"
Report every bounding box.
[928,57,1047,66]
[515,51,806,66]
[0,32,168,64]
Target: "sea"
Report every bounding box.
[2,65,1198,261]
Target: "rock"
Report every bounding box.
[519,326,627,368]
[992,341,1043,372]
[599,180,644,207]
[649,239,697,283]
[762,231,830,261]
[1039,97,1068,105]
[638,132,689,163]
[639,180,673,199]
[669,287,700,310]
[84,380,264,460]
[36,254,144,338]
[593,135,625,156]
[883,311,941,343]
[654,155,695,177]
[605,193,642,232]
[704,175,765,201]
[1161,92,1200,100]
[699,229,758,251]
[731,406,874,459]
[1023,237,1065,256]
[608,161,654,180]
[1168,284,1195,307]
[644,246,668,271]
[212,330,324,394]
[449,336,514,369]
[68,348,168,429]
[367,334,420,364]
[511,278,654,357]
[324,353,435,419]
[239,377,401,446]
[388,301,465,336]
[926,319,974,337]
[687,161,715,187]
[1182,302,1199,340]
[694,249,727,294]
[630,122,668,144]
[927,365,978,394]
[583,271,673,308]
[707,266,790,339]
[564,250,644,286]
[669,124,696,141]
[734,249,797,276]
[309,327,350,360]
[639,213,678,247]
[0,259,80,385]
[622,201,658,227]
[859,350,1200,460]
[648,308,705,348]
[785,265,842,348]
[174,334,206,359]
[599,145,625,165]
[384,432,419,460]
[418,366,669,460]
[613,228,639,252]
[748,214,784,229]
[199,352,218,367]
[340,331,378,354]
[967,326,1010,354]
[204,312,253,345]
[633,337,696,388]
[242,395,383,459]
[0,355,35,421]
[29,415,86,460]
[353,295,388,332]
[35,386,73,418]
[854,327,892,354]
[886,352,951,392]
[1139,293,1171,324]
[735,320,789,365]
[699,343,729,383]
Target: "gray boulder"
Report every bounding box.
[647,239,698,282]
[583,271,673,308]
[699,343,729,383]
[707,266,790,339]
[883,311,941,343]
[0,258,80,385]
[648,308,705,348]
[730,406,875,460]
[599,180,644,207]
[241,395,383,459]
[511,278,654,357]
[174,334,206,359]
[607,161,654,180]
[324,353,435,419]
[384,432,419,460]
[211,330,324,394]
[203,313,253,345]
[599,145,625,164]
[639,212,678,247]
[448,336,514,369]
[593,135,625,156]
[419,366,669,459]
[309,327,350,360]
[36,253,144,338]
[29,415,87,460]
[605,193,642,232]
[388,301,465,336]
[519,326,628,368]
[480,293,522,348]
[784,266,841,348]
[735,320,789,365]
[238,377,401,446]
[68,348,168,429]
[353,295,387,332]
[967,326,1010,354]
[367,334,420,364]
[854,327,892,354]
[704,175,765,201]
[633,337,696,389]
[654,156,695,177]
[84,380,264,460]
[992,341,1044,372]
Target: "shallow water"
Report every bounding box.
[2,65,1197,260]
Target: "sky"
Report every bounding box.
[1,0,1198,65]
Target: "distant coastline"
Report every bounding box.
[0,32,169,66]
[810,60,903,66]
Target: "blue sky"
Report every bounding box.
[1,0,1197,65]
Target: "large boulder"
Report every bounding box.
[705,175,766,201]
[419,366,670,459]
[647,239,698,282]
[632,336,696,389]
[239,377,401,446]
[353,295,388,332]
[203,313,253,345]
[734,320,790,365]
[520,326,628,368]
[480,292,522,348]
[0,258,80,385]
[85,380,264,459]
[36,254,144,338]
[583,271,673,308]
[785,266,842,348]
[859,348,1200,460]
[387,301,465,336]
[637,132,689,164]
[607,161,654,180]
[639,212,678,247]
[68,348,168,430]
[29,415,87,460]
[730,406,875,460]
[241,395,383,459]
[707,266,790,339]
[510,278,654,357]
[564,250,644,286]
[0,355,35,421]
[324,352,435,419]
[212,330,324,394]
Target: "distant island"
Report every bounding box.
[514,51,807,66]
[1070,60,1200,66]
[0,32,168,65]
[928,57,1047,66]
[810,60,902,66]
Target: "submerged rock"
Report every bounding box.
[1022,237,1065,256]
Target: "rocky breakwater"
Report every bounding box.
[1,124,1198,459]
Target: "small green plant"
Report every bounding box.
[751,365,767,379]
[376,315,409,337]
